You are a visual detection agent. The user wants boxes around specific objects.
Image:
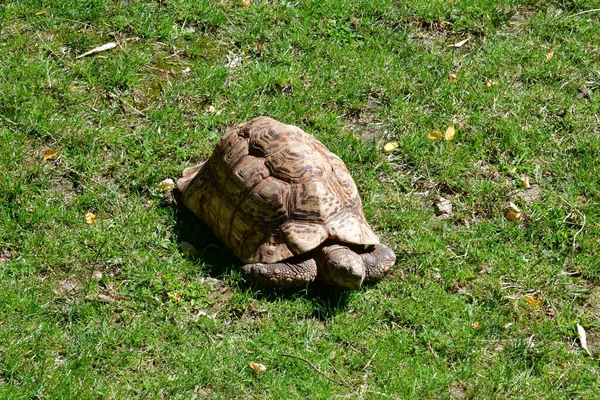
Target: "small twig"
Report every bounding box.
[281,353,350,387]
[568,8,600,18]
[572,213,586,250]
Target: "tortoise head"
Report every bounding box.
[316,243,365,290]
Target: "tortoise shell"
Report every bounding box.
[180,117,379,264]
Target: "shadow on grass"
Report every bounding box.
[171,205,355,319]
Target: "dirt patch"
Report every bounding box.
[410,19,453,46]
[512,184,543,205]
[0,249,11,263]
[448,383,467,399]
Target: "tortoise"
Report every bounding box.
[176,117,396,290]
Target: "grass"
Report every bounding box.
[1,0,600,398]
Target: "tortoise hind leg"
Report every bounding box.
[242,258,317,287]
[360,244,396,283]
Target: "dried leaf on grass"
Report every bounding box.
[546,49,554,60]
[249,361,266,373]
[77,42,117,59]
[448,73,457,82]
[168,293,182,301]
[577,324,593,357]
[35,9,47,15]
[85,212,97,225]
[428,130,442,140]
[97,294,118,303]
[43,149,59,160]
[434,196,453,216]
[449,38,470,48]
[444,125,455,141]
[383,142,398,153]
[505,203,522,221]
[525,295,542,307]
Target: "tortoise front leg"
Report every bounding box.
[242,258,317,287]
[360,244,396,283]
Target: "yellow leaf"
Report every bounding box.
[167,292,181,301]
[249,361,266,373]
[241,0,251,7]
[355,135,362,141]
[383,142,398,153]
[525,295,542,307]
[471,322,479,329]
[427,130,442,140]
[505,202,522,221]
[85,212,97,225]
[448,73,457,82]
[444,125,455,141]
[35,9,47,15]
[43,149,59,160]
[546,49,554,60]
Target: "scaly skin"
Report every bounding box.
[242,258,318,287]
[361,244,397,282]
[241,242,396,290]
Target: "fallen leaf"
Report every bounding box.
[76,42,117,59]
[444,125,455,141]
[546,49,554,60]
[43,149,59,160]
[577,324,593,357]
[505,210,521,221]
[159,178,175,191]
[97,294,117,302]
[180,241,198,256]
[249,361,266,373]
[448,73,457,82]
[525,295,542,307]
[449,37,470,48]
[167,292,181,301]
[427,130,442,140]
[85,212,97,225]
[383,142,398,153]
[241,0,251,8]
[471,322,479,329]
[521,176,531,189]
[434,196,452,216]
[355,135,362,141]
[35,9,47,15]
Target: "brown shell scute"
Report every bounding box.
[181,116,379,264]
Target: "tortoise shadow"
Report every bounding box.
[172,206,238,278]
[172,206,356,319]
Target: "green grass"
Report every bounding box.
[1,0,600,398]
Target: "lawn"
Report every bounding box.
[1,0,599,398]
